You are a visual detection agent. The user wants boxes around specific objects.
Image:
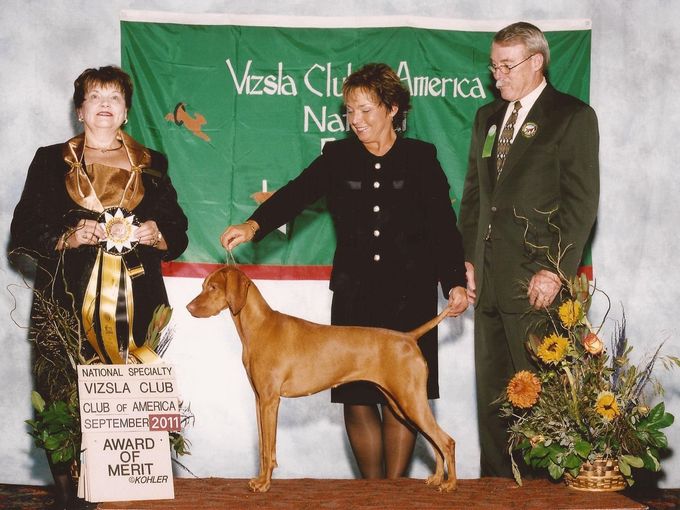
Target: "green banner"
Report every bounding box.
[120,14,592,272]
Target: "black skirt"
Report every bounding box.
[329,283,440,405]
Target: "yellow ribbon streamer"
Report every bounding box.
[82,249,140,364]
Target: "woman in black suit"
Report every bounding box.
[11,66,188,509]
[222,63,467,480]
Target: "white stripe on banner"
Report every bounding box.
[119,10,591,32]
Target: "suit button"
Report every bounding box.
[491,206,497,212]
[373,230,380,237]
[373,181,380,189]
[374,162,381,170]
[373,254,381,262]
[373,205,380,212]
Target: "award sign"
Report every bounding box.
[77,364,180,502]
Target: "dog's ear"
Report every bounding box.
[224,268,251,315]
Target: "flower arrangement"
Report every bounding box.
[22,285,193,465]
[500,269,679,487]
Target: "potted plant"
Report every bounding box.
[500,270,678,490]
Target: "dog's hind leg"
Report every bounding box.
[385,382,456,491]
[407,406,456,491]
[379,389,407,424]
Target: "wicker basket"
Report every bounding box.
[564,457,626,491]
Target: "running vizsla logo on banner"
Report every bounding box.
[120,13,593,278]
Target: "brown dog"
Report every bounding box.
[186,265,457,493]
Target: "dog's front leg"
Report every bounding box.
[254,393,265,481]
[248,393,281,492]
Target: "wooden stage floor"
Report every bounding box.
[4,477,679,509]
[99,477,645,509]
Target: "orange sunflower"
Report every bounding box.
[506,370,541,408]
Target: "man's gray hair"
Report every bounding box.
[494,22,550,70]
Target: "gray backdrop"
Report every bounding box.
[2,0,679,489]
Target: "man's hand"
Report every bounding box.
[527,270,562,309]
[446,286,469,317]
[464,261,477,305]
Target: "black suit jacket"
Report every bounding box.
[10,134,189,343]
[459,83,599,312]
[250,136,466,297]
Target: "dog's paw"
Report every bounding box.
[248,476,271,493]
[437,478,457,492]
[425,473,443,487]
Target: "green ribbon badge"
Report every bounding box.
[482,125,497,158]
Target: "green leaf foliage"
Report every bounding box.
[30,391,45,413]
[25,392,80,465]
[620,455,644,468]
[574,441,591,458]
[618,459,632,477]
[548,461,565,480]
[641,449,661,471]
[564,453,582,470]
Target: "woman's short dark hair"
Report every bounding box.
[73,66,133,109]
[342,63,411,130]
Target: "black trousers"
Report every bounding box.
[474,243,540,477]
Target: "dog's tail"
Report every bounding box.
[408,306,451,340]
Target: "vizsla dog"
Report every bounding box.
[186,265,457,493]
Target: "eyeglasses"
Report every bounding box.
[487,54,536,75]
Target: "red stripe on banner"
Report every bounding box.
[162,261,332,280]
[163,261,593,282]
[161,262,593,281]
[577,265,593,280]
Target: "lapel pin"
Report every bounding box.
[521,122,538,138]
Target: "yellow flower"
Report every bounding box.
[537,333,570,364]
[595,391,620,421]
[558,299,583,328]
[506,371,541,408]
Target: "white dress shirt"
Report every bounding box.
[500,78,547,144]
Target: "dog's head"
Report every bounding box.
[186,265,251,318]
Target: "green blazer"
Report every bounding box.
[459,83,599,312]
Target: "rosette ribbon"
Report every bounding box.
[81,207,154,364]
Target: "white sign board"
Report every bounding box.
[77,364,179,502]
[80,431,173,501]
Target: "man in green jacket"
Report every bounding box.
[459,21,599,477]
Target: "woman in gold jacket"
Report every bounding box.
[10,66,188,509]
